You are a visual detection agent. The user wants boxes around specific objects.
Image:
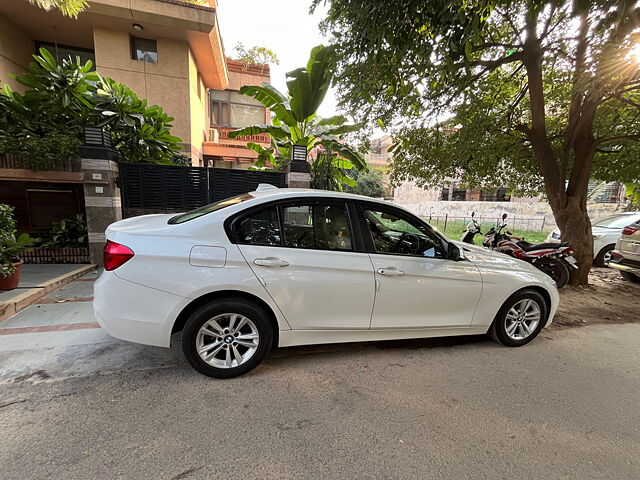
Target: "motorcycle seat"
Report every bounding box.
[517,240,569,252]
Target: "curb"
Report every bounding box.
[0,264,98,323]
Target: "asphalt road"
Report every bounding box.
[1,322,639,480]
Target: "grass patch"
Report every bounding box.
[424,219,549,244]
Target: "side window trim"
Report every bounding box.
[226,197,370,253]
[356,200,450,259]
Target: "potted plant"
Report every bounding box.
[0,204,33,291]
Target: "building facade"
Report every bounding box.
[0,0,228,165]
[204,60,271,169]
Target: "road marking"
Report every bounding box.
[0,322,101,335]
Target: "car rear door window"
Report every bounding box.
[234,207,281,246]
[281,203,352,251]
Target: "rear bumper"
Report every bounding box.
[609,257,640,275]
[93,271,189,347]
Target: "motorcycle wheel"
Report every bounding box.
[534,258,570,288]
[533,258,570,288]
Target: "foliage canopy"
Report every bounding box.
[0,49,182,168]
[315,0,640,283]
[228,45,366,189]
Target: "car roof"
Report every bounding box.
[249,187,387,204]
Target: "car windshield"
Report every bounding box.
[594,214,640,229]
[168,194,255,224]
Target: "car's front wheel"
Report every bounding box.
[489,289,548,347]
[182,298,273,378]
[594,244,615,267]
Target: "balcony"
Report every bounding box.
[209,127,270,145]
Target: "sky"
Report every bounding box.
[216,0,339,117]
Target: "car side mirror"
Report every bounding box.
[502,213,508,220]
[447,242,464,261]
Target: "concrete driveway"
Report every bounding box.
[1,297,639,480]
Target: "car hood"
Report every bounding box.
[453,241,539,273]
[591,226,618,236]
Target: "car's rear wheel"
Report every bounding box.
[620,271,640,283]
[594,244,615,267]
[534,257,570,288]
[182,299,273,378]
[489,289,548,347]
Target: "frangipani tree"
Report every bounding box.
[228,45,366,188]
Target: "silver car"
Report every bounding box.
[609,221,640,282]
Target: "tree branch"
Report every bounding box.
[470,52,524,69]
[594,134,640,145]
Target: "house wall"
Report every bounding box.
[92,27,193,158]
[188,48,207,165]
[0,15,34,92]
[396,199,624,232]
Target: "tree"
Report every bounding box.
[348,168,387,198]
[228,45,366,188]
[27,0,88,17]
[232,43,280,73]
[314,0,640,285]
[310,153,357,191]
[0,48,182,167]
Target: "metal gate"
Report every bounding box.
[119,163,286,218]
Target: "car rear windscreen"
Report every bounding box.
[168,194,255,224]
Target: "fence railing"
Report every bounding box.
[209,127,270,144]
[22,247,90,264]
[423,214,548,233]
[0,153,81,172]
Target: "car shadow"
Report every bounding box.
[266,334,491,364]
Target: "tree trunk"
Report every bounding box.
[549,195,593,286]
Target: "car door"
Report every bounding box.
[231,199,376,330]
[358,203,483,329]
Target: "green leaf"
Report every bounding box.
[238,84,298,128]
[317,115,348,126]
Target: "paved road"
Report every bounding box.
[1,306,639,479]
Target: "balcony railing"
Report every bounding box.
[209,127,270,144]
[0,153,81,172]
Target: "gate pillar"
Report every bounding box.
[79,128,120,266]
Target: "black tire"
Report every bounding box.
[594,244,615,267]
[534,257,570,288]
[620,271,640,283]
[182,298,273,379]
[489,289,548,347]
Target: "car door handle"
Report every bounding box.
[254,257,289,267]
[377,267,405,276]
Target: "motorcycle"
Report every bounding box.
[483,213,578,288]
[461,212,482,244]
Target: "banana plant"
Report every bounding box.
[228,45,366,186]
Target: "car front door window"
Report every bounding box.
[363,208,445,258]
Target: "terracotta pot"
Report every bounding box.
[0,260,23,291]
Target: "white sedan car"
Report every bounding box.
[94,188,559,378]
[546,211,640,266]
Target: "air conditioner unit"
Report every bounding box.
[208,128,219,143]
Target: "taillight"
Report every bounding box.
[610,251,623,261]
[621,225,638,236]
[103,240,134,271]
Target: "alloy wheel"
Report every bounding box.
[504,299,541,341]
[196,313,260,369]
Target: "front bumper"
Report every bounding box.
[93,271,189,347]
